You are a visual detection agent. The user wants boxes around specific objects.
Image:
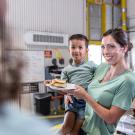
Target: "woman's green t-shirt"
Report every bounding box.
[82,63,135,135]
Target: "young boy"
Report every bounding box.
[59,34,97,135]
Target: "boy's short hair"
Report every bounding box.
[69,34,89,48]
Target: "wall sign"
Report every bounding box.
[44,50,52,58]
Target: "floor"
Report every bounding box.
[41,114,64,134]
[41,114,126,135]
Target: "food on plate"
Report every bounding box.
[50,79,67,88]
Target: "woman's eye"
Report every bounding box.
[109,45,115,48]
[101,45,105,49]
[108,44,115,49]
[101,44,115,49]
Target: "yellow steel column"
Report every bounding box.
[121,0,127,30]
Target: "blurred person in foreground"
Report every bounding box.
[68,28,135,135]
[0,0,56,135]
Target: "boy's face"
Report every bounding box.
[69,39,88,64]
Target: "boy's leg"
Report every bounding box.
[70,99,85,135]
[59,111,76,135]
[70,118,84,135]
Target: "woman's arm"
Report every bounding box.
[71,85,126,124]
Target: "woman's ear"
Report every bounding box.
[86,48,88,53]
[123,45,128,54]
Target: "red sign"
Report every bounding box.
[44,50,52,58]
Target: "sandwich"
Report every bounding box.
[50,79,67,88]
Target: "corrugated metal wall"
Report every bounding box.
[5,0,86,112]
[6,0,86,50]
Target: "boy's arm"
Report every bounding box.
[64,94,73,104]
[61,69,73,103]
[88,61,98,78]
[91,61,98,72]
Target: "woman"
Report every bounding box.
[69,28,135,135]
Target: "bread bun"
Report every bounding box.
[50,79,66,88]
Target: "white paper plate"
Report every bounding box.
[48,83,76,92]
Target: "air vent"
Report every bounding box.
[33,34,64,43]
[24,31,68,47]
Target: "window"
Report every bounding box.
[89,4,102,40]
[87,0,121,42]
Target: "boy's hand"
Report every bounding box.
[64,95,73,104]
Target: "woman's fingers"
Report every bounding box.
[71,85,86,99]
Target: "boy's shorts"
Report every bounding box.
[65,96,86,119]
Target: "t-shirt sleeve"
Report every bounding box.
[112,79,135,110]
[90,61,97,71]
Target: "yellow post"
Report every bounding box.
[121,0,127,31]
[87,0,95,3]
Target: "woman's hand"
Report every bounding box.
[69,85,88,100]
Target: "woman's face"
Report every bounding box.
[101,35,127,65]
